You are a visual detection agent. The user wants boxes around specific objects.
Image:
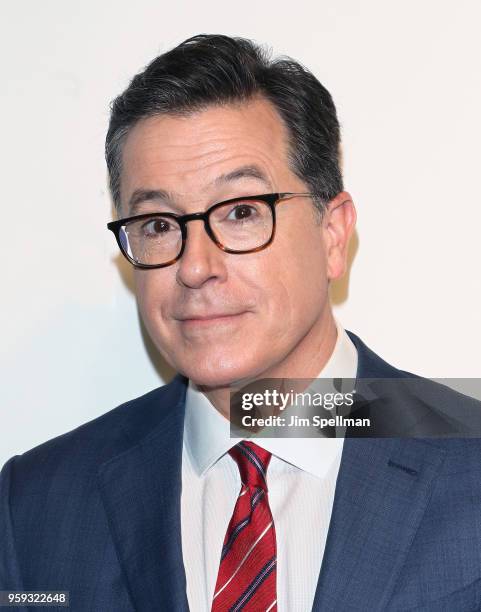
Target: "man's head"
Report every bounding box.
[106,34,343,215]
[106,35,356,389]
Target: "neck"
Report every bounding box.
[198,308,338,419]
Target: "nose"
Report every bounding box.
[176,219,227,289]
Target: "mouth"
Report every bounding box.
[177,312,248,327]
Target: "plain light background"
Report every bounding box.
[1,0,480,466]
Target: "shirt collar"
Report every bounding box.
[183,319,358,479]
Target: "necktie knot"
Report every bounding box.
[228,441,272,491]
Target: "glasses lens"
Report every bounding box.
[120,215,182,266]
[210,199,273,251]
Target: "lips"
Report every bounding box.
[178,313,243,321]
[174,311,250,329]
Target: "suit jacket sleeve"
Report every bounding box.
[0,456,25,592]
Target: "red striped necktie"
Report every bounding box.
[211,440,277,612]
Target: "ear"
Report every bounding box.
[321,191,357,281]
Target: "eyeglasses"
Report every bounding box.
[107,192,314,269]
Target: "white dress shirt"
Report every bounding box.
[180,321,358,611]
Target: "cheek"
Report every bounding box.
[133,269,172,337]
[133,270,152,314]
[273,262,326,340]
[275,219,327,298]
[247,235,328,341]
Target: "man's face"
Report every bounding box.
[120,97,352,387]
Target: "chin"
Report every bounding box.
[178,353,265,389]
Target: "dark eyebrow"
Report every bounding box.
[214,165,272,188]
[127,189,176,215]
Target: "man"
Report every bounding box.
[1,34,481,612]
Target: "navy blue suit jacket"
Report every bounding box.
[2,331,481,611]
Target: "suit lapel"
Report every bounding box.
[312,437,446,610]
[97,377,189,612]
[312,331,447,610]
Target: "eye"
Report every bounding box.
[225,203,259,221]
[140,218,173,237]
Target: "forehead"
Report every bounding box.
[119,97,293,209]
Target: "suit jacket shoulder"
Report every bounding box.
[0,375,189,609]
[8,376,186,474]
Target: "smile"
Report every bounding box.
[179,312,248,327]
